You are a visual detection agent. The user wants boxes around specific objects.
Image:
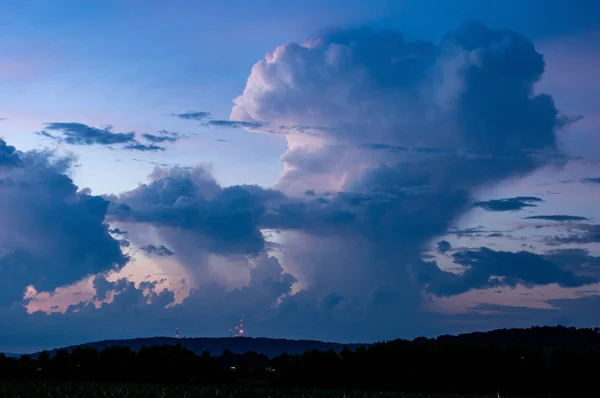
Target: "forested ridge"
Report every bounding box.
[2,326,599,396]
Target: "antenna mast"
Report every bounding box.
[229,318,245,337]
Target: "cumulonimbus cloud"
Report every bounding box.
[226,21,573,311]
[104,22,582,337]
[2,21,595,349]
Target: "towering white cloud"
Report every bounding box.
[227,21,569,325]
[232,22,559,193]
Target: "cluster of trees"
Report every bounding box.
[1,326,599,396]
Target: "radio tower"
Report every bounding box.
[175,327,179,339]
[230,318,245,337]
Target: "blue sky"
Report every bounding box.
[0,0,599,352]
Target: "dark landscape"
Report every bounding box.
[2,326,599,397]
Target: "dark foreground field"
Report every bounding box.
[0,382,514,398]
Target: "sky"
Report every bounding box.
[1,0,599,353]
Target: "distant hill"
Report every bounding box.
[0,353,21,358]
[39,336,365,358]
[10,325,600,359]
[431,325,600,352]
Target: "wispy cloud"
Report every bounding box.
[582,177,600,184]
[171,111,211,121]
[139,244,175,257]
[525,215,589,222]
[141,132,178,143]
[36,122,171,152]
[203,120,265,129]
[123,143,165,152]
[44,122,135,145]
[546,224,600,245]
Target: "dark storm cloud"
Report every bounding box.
[581,177,600,184]
[473,196,543,211]
[108,166,284,256]
[139,244,175,257]
[525,215,589,222]
[419,247,597,296]
[172,111,211,121]
[0,139,128,306]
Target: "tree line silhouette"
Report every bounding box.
[1,326,599,396]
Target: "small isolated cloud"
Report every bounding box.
[204,120,264,129]
[172,111,211,121]
[525,215,588,222]
[582,177,600,184]
[473,196,543,212]
[108,228,128,236]
[44,122,135,146]
[437,240,452,254]
[140,244,175,257]
[34,131,59,140]
[141,132,178,144]
[123,143,165,152]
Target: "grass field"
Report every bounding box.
[0,382,516,398]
